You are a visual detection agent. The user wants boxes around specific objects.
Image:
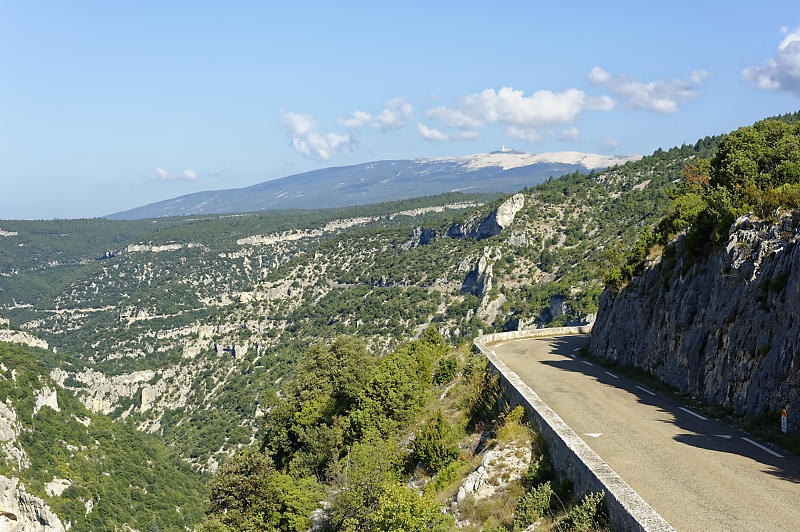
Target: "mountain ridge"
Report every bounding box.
[107,151,640,220]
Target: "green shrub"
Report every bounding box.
[434,354,459,385]
[482,516,509,532]
[522,454,554,490]
[205,448,322,532]
[330,439,400,529]
[411,411,460,473]
[364,483,455,532]
[557,491,606,532]
[512,481,554,529]
[424,460,461,495]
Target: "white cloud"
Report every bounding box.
[338,110,372,129]
[424,86,613,143]
[283,112,316,136]
[599,136,620,151]
[155,167,198,181]
[459,87,593,127]
[505,126,542,143]
[559,126,580,142]
[417,123,478,141]
[339,98,413,131]
[425,106,483,128]
[588,66,707,113]
[417,123,450,141]
[373,97,413,130]
[585,94,616,111]
[453,130,479,140]
[588,66,611,84]
[283,111,351,160]
[742,27,800,95]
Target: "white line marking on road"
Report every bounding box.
[635,385,656,396]
[582,361,593,366]
[716,434,733,440]
[742,437,783,458]
[573,347,581,352]
[604,371,620,379]
[495,342,504,347]
[679,407,708,421]
[584,433,602,438]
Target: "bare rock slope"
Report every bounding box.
[591,211,800,431]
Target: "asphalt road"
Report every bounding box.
[489,335,800,532]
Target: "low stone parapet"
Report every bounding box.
[474,327,674,532]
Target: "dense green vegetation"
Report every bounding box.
[202,333,609,531]
[0,342,207,531]
[205,331,458,531]
[0,191,492,308]
[3,112,798,529]
[607,117,800,287]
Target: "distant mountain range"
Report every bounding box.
[107,150,641,219]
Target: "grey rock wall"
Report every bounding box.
[591,212,800,432]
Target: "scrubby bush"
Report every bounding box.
[522,453,554,490]
[557,491,606,532]
[365,483,455,532]
[512,481,554,529]
[205,448,322,531]
[434,354,459,385]
[411,410,460,473]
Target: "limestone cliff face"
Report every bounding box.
[591,212,800,432]
[446,193,525,240]
[0,475,65,532]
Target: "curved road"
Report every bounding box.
[489,335,800,532]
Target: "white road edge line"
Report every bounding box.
[582,361,593,366]
[635,385,656,396]
[604,371,620,379]
[742,437,784,458]
[679,407,708,421]
[716,434,733,440]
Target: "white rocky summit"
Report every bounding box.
[422,150,641,172]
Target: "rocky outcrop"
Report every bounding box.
[447,194,525,240]
[461,255,493,297]
[0,475,65,532]
[450,439,532,527]
[44,478,71,497]
[401,226,437,249]
[0,331,48,351]
[0,401,29,470]
[33,387,59,415]
[125,242,202,253]
[476,193,525,239]
[591,212,800,432]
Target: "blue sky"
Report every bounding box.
[2,1,800,219]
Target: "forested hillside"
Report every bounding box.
[0,127,744,474]
[0,341,207,531]
[1,111,798,529]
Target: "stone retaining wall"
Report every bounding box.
[474,327,674,532]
